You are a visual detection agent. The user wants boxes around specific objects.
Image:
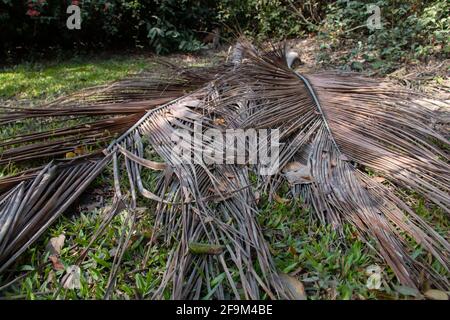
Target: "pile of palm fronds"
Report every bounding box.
[0,41,449,299]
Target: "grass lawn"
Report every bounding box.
[0,53,447,300]
[0,54,155,101]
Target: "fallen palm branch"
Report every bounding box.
[0,41,448,299]
[0,155,110,273]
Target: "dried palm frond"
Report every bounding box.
[205,44,449,289]
[0,155,110,273]
[0,61,230,279]
[103,95,288,299]
[0,41,448,298]
[0,61,220,169]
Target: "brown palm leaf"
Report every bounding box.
[0,41,448,298]
[207,43,449,289]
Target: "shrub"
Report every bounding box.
[318,0,449,68]
[0,0,448,64]
[0,0,216,57]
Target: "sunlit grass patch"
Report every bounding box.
[0,55,154,100]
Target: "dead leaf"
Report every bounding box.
[46,234,65,256]
[424,289,448,300]
[253,191,260,204]
[288,246,298,256]
[49,255,65,271]
[214,118,225,126]
[283,162,313,185]
[279,273,306,300]
[61,265,81,289]
[46,270,56,285]
[372,176,386,183]
[274,193,290,204]
[282,161,302,173]
[74,145,87,156]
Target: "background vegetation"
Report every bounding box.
[1,1,448,63]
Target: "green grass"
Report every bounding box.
[1,193,433,300]
[0,53,448,300]
[260,200,377,300]
[0,204,168,300]
[0,54,157,178]
[0,55,154,100]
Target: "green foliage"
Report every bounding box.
[258,200,381,299]
[216,0,320,39]
[0,0,217,58]
[318,0,449,71]
[0,54,154,99]
[1,0,448,64]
